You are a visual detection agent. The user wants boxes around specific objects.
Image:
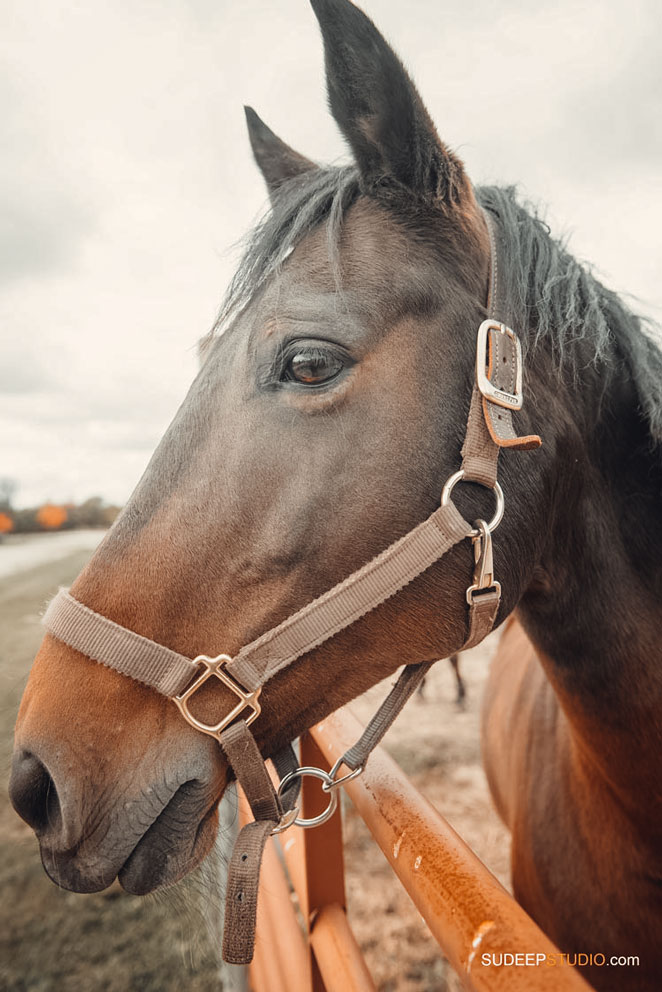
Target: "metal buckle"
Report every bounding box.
[476,319,523,411]
[466,519,502,604]
[173,654,261,741]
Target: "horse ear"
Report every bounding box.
[244,106,318,199]
[310,0,472,207]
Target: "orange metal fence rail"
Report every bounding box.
[244,707,591,992]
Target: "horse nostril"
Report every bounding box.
[9,750,61,833]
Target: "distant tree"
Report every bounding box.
[0,477,17,510]
[7,498,120,533]
[78,497,105,527]
[12,508,37,533]
[67,496,111,528]
[102,504,121,526]
[36,504,68,530]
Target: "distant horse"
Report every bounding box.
[10,1,662,989]
[418,654,465,705]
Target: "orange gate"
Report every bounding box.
[242,706,591,992]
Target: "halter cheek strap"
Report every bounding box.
[41,208,541,964]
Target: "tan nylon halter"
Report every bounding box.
[41,208,541,963]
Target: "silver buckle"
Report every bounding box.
[476,319,523,411]
[173,654,261,741]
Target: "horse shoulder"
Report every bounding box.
[481,615,564,830]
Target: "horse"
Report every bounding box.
[9,1,662,988]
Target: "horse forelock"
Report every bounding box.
[198,163,488,355]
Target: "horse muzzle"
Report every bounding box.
[9,747,222,895]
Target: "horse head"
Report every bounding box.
[10,0,548,901]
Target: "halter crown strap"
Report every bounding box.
[460,212,541,490]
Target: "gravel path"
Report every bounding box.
[0,529,104,579]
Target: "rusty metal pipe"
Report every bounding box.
[310,903,377,992]
[310,709,591,992]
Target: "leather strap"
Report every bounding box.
[220,721,300,965]
[481,212,541,453]
[42,588,199,697]
[220,721,283,823]
[481,325,541,451]
[337,660,433,771]
[42,500,472,699]
[463,589,500,650]
[228,501,471,692]
[223,819,274,965]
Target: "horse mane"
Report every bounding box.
[477,185,662,443]
[207,166,662,444]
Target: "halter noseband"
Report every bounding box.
[41,209,541,963]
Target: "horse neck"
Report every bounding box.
[518,343,662,833]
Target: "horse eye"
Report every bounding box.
[284,349,344,385]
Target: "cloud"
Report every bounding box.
[0,70,99,285]
[0,340,52,394]
[555,38,662,174]
[0,185,97,287]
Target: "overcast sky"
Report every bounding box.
[1,0,660,508]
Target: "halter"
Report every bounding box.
[41,209,541,963]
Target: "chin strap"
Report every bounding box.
[219,723,293,964]
[41,208,541,964]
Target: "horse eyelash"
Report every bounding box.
[256,341,353,389]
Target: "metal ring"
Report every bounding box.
[276,766,338,829]
[270,807,300,836]
[321,756,364,793]
[441,469,505,534]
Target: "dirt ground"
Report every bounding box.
[0,542,510,992]
[344,645,511,992]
